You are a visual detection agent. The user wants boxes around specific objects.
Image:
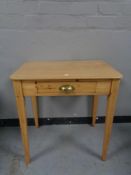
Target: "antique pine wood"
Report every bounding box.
[22,80,111,96]
[102,80,120,160]
[13,81,30,165]
[31,96,39,128]
[11,60,122,80]
[10,60,122,165]
[92,96,99,127]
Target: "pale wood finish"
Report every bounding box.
[101,80,120,160]
[10,60,122,80]
[10,60,122,165]
[31,96,39,128]
[92,96,99,127]
[22,81,37,96]
[22,80,111,96]
[13,81,30,165]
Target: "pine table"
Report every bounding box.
[10,60,122,165]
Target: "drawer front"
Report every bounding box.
[22,80,111,96]
[37,81,97,95]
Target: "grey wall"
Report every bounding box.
[0,0,131,119]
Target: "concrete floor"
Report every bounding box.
[0,123,131,175]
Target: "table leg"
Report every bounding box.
[92,96,99,127]
[13,81,30,165]
[31,96,39,128]
[101,80,120,160]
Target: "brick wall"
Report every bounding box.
[0,0,131,118]
[0,1,131,30]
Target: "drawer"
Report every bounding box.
[37,81,96,95]
[22,80,111,96]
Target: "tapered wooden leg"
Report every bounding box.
[92,96,99,127]
[101,80,120,160]
[31,96,39,128]
[13,81,30,165]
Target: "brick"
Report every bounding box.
[0,15,24,29]
[38,2,97,15]
[38,2,72,15]
[0,1,39,15]
[69,2,98,15]
[23,15,45,30]
[23,15,87,30]
[121,3,131,16]
[98,2,121,16]
[0,1,7,14]
[87,16,131,30]
[87,16,117,29]
[98,2,131,16]
[115,16,131,29]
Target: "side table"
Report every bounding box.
[10,60,122,165]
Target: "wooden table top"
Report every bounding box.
[10,60,122,80]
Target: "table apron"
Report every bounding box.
[21,80,112,96]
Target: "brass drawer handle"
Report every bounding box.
[59,85,75,93]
